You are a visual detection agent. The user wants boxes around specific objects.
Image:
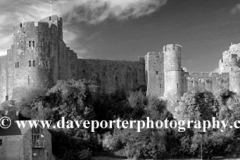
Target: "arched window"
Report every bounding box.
[33,60,35,67]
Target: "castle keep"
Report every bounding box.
[0,15,240,103]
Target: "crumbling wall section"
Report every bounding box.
[186,72,229,93]
[229,67,240,95]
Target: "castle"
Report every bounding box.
[0,15,240,103]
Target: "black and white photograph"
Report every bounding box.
[0,0,240,160]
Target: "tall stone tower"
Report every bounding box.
[219,43,240,73]
[145,52,164,97]
[6,15,62,101]
[229,67,240,95]
[163,44,182,99]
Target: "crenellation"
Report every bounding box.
[201,72,209,78]
[190,72,200,78]
[211,72,220,77]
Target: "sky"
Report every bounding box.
[0,0,240,72]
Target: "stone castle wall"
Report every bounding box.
[77,59,145,93]
[0,15,146,103]
[184,72,229,94]
[0,15,240,103]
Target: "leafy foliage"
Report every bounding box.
[16,80,240,159]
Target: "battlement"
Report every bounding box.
[40,15,62,24]
[145,52,162,59]
[146,52,159,56]
[14,21,58,33]
[13,15,62,40]
[163,44,182,52]
[187,72,231,79]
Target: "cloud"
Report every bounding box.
[0,0,50,56]
[231,3,240,14]
[55,0,168,24]
[0,0,168,56]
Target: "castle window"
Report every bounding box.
[156,71,158,75]
[20,23,22,27]
[83,70,85,74]
[177,83,179,88]
[49,16,51,20]
[29,61,31,67]
[0,139,2,146]
[29,41,31,47]
[32,41,35,47]
[5,95,8,101]
[33,60,35,67]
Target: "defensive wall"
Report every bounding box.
[0,15,240,103]
[183,72,229,93]
[0,15,146,103]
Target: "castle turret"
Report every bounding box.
[219,44,240,73]
[145,52,164,97]
[8,16,62,102]
[163,44,182,99]
[229,67,240,95]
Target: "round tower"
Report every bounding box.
[163,44,182,99]
[10,16,60,102]
[229,67,240,95]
